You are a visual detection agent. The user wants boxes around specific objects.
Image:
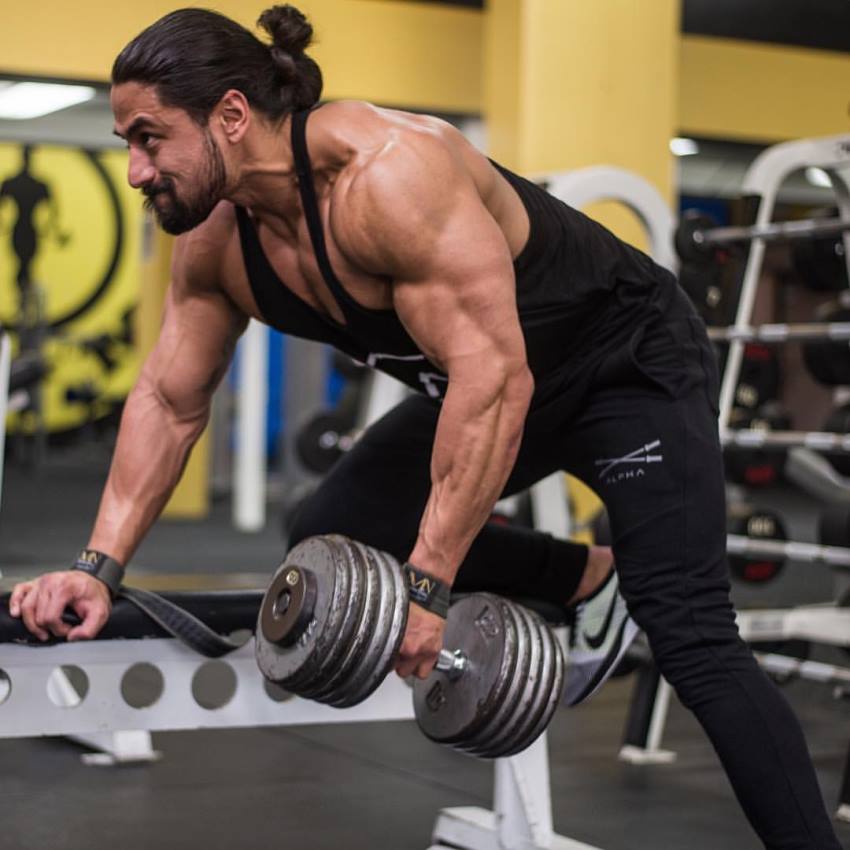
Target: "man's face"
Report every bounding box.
[111,82,227,235]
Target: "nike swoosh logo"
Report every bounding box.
[582,593,619,650]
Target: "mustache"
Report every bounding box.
[142,178,175,199]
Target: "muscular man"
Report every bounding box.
[9,7,843,847]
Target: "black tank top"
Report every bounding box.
[235,107,678,407]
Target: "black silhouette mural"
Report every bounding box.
[0,145,69,310]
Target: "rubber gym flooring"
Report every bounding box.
[1,443,848,850]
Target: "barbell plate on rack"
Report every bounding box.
[456,598,528,753]
[256,536,350,688]
[301,537,373,703]
[413,594,519,746]
[503,622,565,758]
[675,211,720,266]
[727,509,787,584]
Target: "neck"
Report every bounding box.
[225,114,299,217]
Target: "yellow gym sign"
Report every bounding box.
[0,143,142,433]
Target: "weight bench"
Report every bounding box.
[0,589,600,850]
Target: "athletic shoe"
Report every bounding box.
[562,569,640,706]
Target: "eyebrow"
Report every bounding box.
[113,116,155,141]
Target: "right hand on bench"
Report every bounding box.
[9,571,111,642]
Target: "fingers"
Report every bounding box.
[394,656,437,680]
[18,583,49,641]
[394,604,446,679]
[67,600,111,642]
[8,581,33,618]
[35,584,73,639]
[9,572,110,642]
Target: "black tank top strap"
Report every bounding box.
[234,204,354,347]
[291,109,350,305]
[234,205,288,323]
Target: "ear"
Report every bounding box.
[214,89,250,143]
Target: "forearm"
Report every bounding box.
[86,376,209,563]
[409,365,534,584]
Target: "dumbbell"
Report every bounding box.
[727,505,788,583]
[295,411,357,474]
[255,535,565,758]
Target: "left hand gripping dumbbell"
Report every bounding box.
[255,535,565,758]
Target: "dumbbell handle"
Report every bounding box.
[436,648,468,680]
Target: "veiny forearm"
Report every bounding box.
[86,375,209,564]
[409,366,534,583]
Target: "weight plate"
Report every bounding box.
[469,602,543,758]
[328,541,395,707]
[300,536,371,702]
[277,536,354,693]
[341,545,408,706]
[414,594,518,745]
[295,411,349,474]
[490,605,551,758]
[453,597,527,753]
[500,613,559,757]
[727,508,787,584]
[449,595,523,751]
[502,622,565,758]
[472,602,542,758]
[256,536,348,687]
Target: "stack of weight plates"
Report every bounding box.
[413,593,565,759]
[255,535,408,707]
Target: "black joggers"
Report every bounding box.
[290,291,842,850]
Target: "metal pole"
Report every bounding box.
[234,319,269,532]
[708,322,850,343]
[726,534,850,568]
[695,215,850,247]
[723,429,850,452]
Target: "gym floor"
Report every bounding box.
[1,444,849,850]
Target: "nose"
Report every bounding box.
[127,148,156,190]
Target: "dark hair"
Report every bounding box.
[112,5,322,124]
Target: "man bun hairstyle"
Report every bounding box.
[112,5,323,125]
[258,5,322,113]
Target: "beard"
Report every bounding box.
[143,129,227,235]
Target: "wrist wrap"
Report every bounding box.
[71,549,124,599]
[404,563,451,619]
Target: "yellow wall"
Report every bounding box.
[0,0,482,114]
[4,4,850,144]
[485,0,678,252]
[679,36,850,142]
